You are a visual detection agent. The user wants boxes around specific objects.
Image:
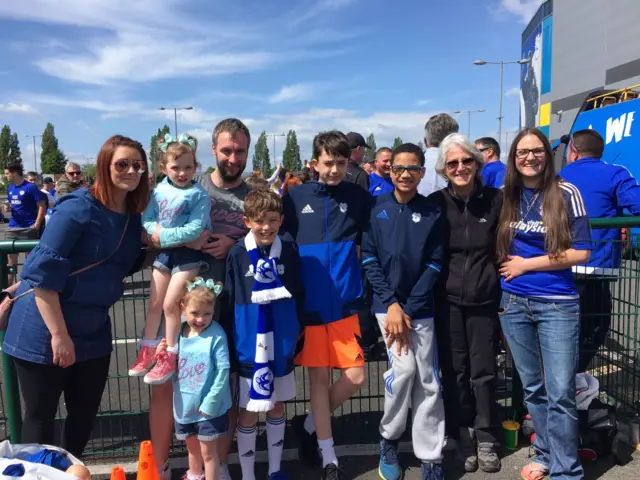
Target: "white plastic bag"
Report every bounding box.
[0,440,83,480]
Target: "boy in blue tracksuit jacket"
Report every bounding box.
[362,143,445,480]
[225,190,303,480]
[559,129,640,371]
[282,131,370,480]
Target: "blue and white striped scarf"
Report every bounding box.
[244,232,291,412]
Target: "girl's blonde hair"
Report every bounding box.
[182,277,223,308]
[157,134,199,169]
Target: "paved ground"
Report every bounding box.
[90,445,640,480]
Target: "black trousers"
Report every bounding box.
[436,301,499,443]
[13,355,111,457]
[576,277,612,373]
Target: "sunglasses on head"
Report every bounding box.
[445,158,475,170]
[114,159,146,174]
[391,165,424,175]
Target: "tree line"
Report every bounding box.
[0,123,67,174]
[0,121,429,184]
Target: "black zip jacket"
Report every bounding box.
[426,185,502,306]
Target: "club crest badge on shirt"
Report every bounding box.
[412,212,421,223]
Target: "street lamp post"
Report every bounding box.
[24,134,43,174]
[474,58,530,146]
[452,109,486,137]
[157,106,195,136]
[265,133,286,171]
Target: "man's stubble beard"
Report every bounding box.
[217,161,246,183]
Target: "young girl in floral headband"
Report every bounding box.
[156,276,231,480]
[129,133,212,384]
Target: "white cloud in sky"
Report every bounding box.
[148,107,437,168]
[268,84,316,104]
[0,103,39,115]
[0,0,356,85]
[506,87,520,97]
[19,93,143,114]
[500,0,545,24]
[290,0,358,26]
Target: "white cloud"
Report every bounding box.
[290,0,358,26]
[76,120,91,131]
[500,0,545,24]
[19,92,144,114]
[506,87,520,97]
[416,99,431,106]
[1,0,353,85]
[268,84,316,104]
[0,103,39,115]
[250,108,436,159]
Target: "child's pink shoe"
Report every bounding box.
[144,350,177,385]
[128,345,156,376]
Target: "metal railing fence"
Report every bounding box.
[0,217,638,457]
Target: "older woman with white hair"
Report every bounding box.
[426,133,503,473]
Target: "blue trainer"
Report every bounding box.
[420,462,444,480]
[267,471,289,480]
[378,438,401,480]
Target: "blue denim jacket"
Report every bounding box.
[2,189,142,364]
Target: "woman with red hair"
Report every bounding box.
[2,135,150,457]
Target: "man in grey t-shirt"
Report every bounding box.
[150,118,252,480]
[195,172,250,281]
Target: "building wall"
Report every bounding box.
[523,0,640,142]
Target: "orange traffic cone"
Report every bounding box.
[137,441,160,480]
[111,466,126,480]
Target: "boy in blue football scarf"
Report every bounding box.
[225,190,304,480]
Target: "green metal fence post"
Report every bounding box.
[0,249,22,443]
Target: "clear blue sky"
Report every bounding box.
[0,0,545,171]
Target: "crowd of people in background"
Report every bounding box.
[1,111,639,480]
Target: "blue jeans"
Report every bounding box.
[499,292,583,480]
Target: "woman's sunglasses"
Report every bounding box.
[114,159,146,174]
[445,158,475,170]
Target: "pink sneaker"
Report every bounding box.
[128,345,156,376]
[144,351,177,385]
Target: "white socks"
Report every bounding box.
[306,412,336,467]
[303,412,316,434]
[237,424,257,480]
[318,437,338,467]
[266,415,285,475]
[238,416,286,477]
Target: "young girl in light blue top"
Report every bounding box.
[157,277,231,480]
[129,134,212,385]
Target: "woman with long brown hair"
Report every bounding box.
[497,128,591,480]
[2,135,149,457]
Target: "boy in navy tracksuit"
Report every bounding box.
[362,143,445,480]
[560,129,640,371]
[225,190,303,480]
[282,131,370,480]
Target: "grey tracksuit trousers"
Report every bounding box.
[376,314,445,463]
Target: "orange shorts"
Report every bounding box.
[295,314,365,369]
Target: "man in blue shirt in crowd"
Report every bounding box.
[475,137,505,188]
[560,129,640,371]
[369,147,394,197]
[4,163,46,284]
